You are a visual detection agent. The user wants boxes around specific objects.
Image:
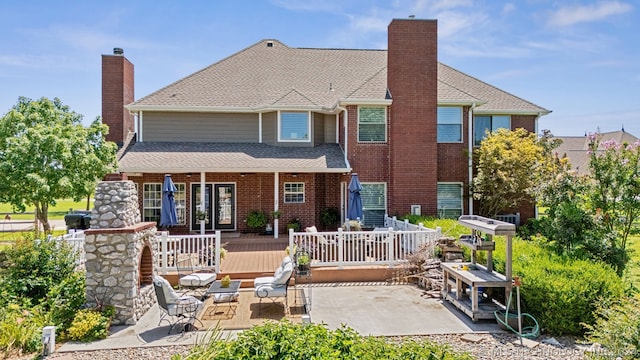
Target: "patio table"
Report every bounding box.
[204,280,241,317]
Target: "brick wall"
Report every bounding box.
[102,52,135,146]
[387,19,438,216]
[128,172,330,234]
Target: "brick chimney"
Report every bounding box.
[387,19,438,215]
[102,48,134,147]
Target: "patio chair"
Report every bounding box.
[153,276,203,333]
[305,226,337,262]
[176,256,217,299]
[253,256,294,314]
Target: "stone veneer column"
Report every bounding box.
[84,181,157,325]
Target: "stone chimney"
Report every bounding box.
[102,48,135,147]
[387,18,438,215]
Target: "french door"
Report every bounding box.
[191,183,235,231]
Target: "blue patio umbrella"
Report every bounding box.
[348,173,363,221]
[159,174,178,227]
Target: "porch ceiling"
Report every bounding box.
[117,142,350,173]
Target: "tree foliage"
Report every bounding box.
[472,128,560,217]
[529,133,640,276]
[0,97,117,231]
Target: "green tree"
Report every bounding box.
[585,134,640,274]
[472,128,559,217]
[0,97,117,232]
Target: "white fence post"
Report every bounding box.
[215,231,221,273]
[337,228,344,269]
[160,231,168,275]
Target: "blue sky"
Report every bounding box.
[1,0,638,137]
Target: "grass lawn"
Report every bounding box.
[627,233,640,293]
[0,199,90,220]
[1,199,88,242]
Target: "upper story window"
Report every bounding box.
[284,182,305,203]
[279,111,310,142]
[474,115,510,146]
[358,106,386,143]
[437,107,463,142]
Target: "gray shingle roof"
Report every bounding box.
[118,142,349,173]
[127,40,549,115]
[554,131,639,174]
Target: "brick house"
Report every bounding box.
[103,18,549,234]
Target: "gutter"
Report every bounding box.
[336,106,351,170]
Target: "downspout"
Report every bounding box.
[533,111,542,219]
[336,106,350,169]
[468,103,476,215]
[138,111,143,142]
[258,112,263,143]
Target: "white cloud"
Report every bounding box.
[501,3,516,15]
[547,1,633,27]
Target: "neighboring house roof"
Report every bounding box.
[554,130,639,174]
[118,142,349,173]
[127,40,549,115]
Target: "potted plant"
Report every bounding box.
[246,210,268,233]
[296,251,310,272]
[196,209,208,223]
[271,210,281,220]
[286,217,302,232]
[320,207,340,230]
[221,274,231,288]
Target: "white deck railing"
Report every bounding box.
[54,229,222,274]
[156,231,221,275]
[57,230,86,269]
[288,217,441,269]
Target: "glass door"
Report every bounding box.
[214,184,235,230]
[191,184,213,231]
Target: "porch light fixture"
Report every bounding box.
[241,173,246,177]
[291,173,298,177]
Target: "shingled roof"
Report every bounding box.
[118,142,349,173]
[127,40,549,115]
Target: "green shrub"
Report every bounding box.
[0,303,50,356]
[46,271,86,332]
[246,210,268,231]
[320,207,340,230]
[584,297,640,359]
[176,321,472,360]
[493,237,625,335]
[0,235,78,306]
[66,308,112,342]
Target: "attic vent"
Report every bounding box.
[113,47,124,55]
[267,41,273,47]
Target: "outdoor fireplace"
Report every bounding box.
[84,180,158,325]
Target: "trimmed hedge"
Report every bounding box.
[493,237,624,335]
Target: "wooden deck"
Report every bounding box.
[165,232,401,288]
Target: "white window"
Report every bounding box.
[474,115,510,146]
[279,111,310,141]
[437,107,462,142]
[437,183,463,219]
[361,182,387,227]
[358,106,386,142]
[174,183,186,225]
[284,182,305,203]
[143,183,161,223]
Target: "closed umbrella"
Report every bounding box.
[348,173,363,222]
[159,174,178,227]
